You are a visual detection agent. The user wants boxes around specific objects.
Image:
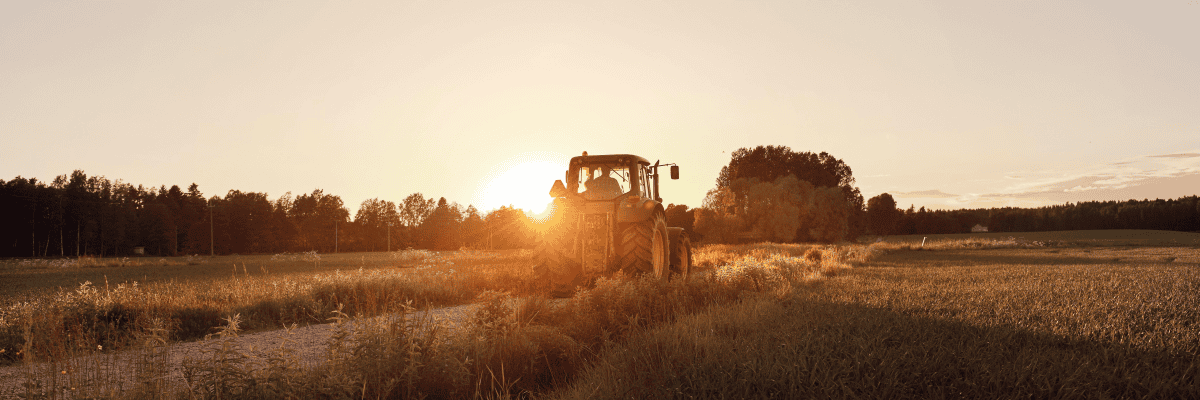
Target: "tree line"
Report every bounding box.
[864,193,1200,236]
[0,171,538,258]
[10,154,1190,257]
[685,145,1200,244]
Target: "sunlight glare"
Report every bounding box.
[478,159,564,215]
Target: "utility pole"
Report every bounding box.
[208,201,215,256]
[334,220,339,253]
[31,200,36,257]
[387,223,391,252]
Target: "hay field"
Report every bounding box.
[557,238,1200,399]
[1,249,541,367]
[882,229,1200,248]
[4,231,1199,398]
[0,250,527,300]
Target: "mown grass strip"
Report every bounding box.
[554,247,1200,399]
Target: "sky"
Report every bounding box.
[2,1,1197,216]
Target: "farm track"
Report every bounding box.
[0,302,486,399]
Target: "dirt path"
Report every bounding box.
[0,303,483,399]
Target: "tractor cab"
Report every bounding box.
[549,153,678,203]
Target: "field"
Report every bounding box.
[2,230,1199,398]
[882,229,1200,247]
[562,244,1200,398]
[1,250,543,364]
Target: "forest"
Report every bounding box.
[3,148,1198,257]
[876,197,1200,236]
[0,170,533,258]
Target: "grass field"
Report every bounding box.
[881,229,1200,248]
[0,250,519,300]
[0,249,543,365]
[3,230,1199,398]
[556,233,1200,399]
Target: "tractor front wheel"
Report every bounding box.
[669,230,692,278]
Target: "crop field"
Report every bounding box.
[2,230,1199,399]
[882,229,1200,248]
[559,232,1200,399]
[1,250,543,364]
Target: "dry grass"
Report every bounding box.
[6,235,1199,398]
[3,243,856,398]
[154,243,868,399]
[554,243,1200,399]
[876,229,1200,248]
[0,249,540,367]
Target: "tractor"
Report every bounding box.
[534,152,692,295]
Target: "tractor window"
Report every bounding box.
[577,164,630,200]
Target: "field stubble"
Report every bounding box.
[557,234,1200,399]
[3,230,1199,398]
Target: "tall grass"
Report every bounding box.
[9,238,1195,398]
[158,243,870,399]
[4,242,861,398]
[553,245,1200,399]
[0,249,539,367]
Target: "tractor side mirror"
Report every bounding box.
[550,180,568,198]
[670,165,679,180]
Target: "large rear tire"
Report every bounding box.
[534,213,582,298]
[619,212,669,279]
[669,231,692,278]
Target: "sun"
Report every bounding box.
[477,155,567,215]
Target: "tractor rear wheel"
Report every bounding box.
[534,215,582,297]
[619,212,669,279]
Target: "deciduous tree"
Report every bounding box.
[866,193,900,236]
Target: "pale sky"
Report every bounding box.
[2,1,1197,216]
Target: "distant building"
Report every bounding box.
[971,224,988,233]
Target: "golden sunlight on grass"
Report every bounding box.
[554,244,1200,399]
[4,238,1198,398]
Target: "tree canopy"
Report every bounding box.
[699,146,865,243]
[866,193,900,236]
[697,174,852,243]
[0,171,539,257]
[716,146,861,201]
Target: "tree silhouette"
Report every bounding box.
[715,145,865,238]
[665,204,695,234]
[699,174,850,243]
[3,168,1194,257]
[419,198,463,250]
[483,206,534,249]
[461,205,486,249]
[355,198,401,251]
[289,189,349,252]
[866,193,900,236]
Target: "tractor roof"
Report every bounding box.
[569,153,651,167]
